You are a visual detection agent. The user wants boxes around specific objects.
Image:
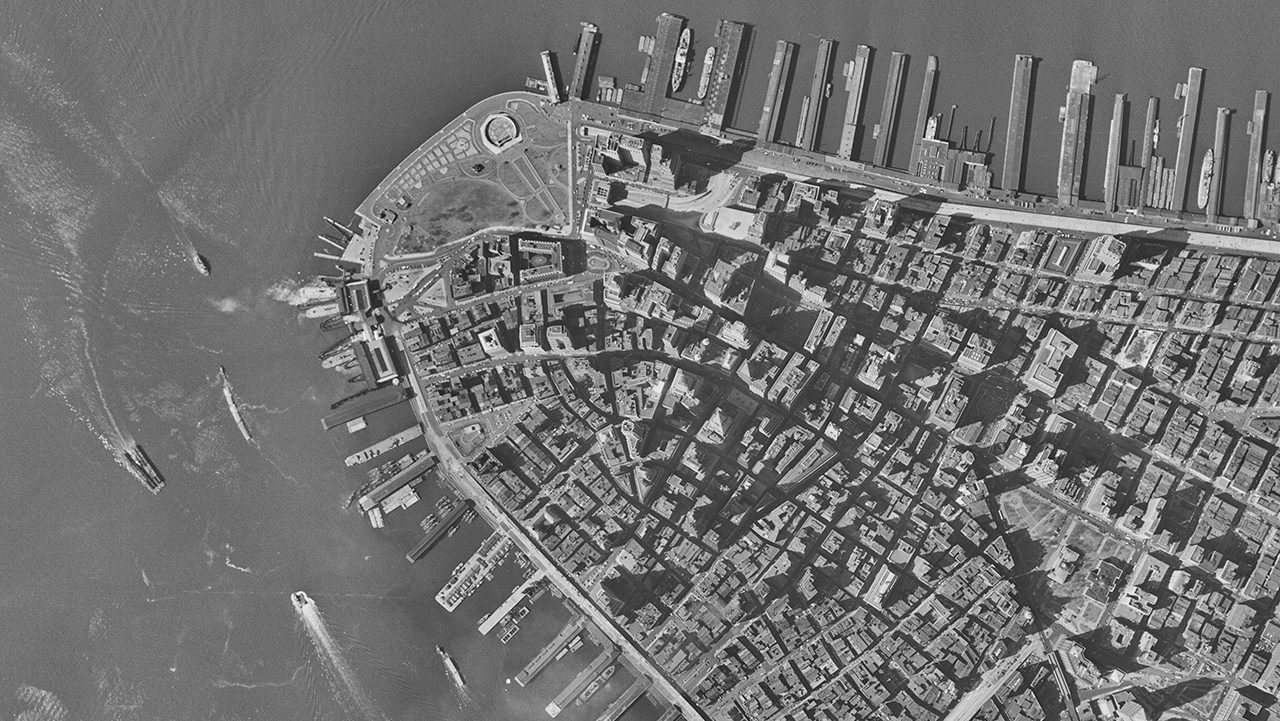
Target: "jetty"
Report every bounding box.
[1002,54,1034,192]
[344,425,423,466]
[516,615,587,687]
[405,498,472,562]
[758,40,796,144]
[798,38,836,151]
[479,569,546,635]
[909,55,938,172]
[545,647,618,717]
[321,385,410,431]
[872,51,907,167]
[838,45,872,160]
[1057,59,1097,206]
[1172,67,1205,211]
[357,451,438,513]
[1245,90,1268,223]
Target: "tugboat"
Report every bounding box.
[291,591,313,613]
[122,442,165,494]
[670,28,691,92]
[189,248,210,276]
[1197,149,1214,209]
[437,646,466,689]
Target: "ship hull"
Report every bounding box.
[1197,149,1214,209]
[670,28,690,92]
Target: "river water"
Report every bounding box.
[0,2,1276,720]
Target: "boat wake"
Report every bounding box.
[293,592,385,721]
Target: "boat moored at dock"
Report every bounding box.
[696,45,716,99]
[1198,149,1214,209]
[670,28,691,92]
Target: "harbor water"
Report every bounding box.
[2,1,1279,719]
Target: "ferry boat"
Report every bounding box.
[1197,149,1214,209]
[575,664,617,706]
[437,646,466,689]
[696,46,716,99]
[219,366,253,442]
[122,442,165,494]
[670,28,691,92]
[1264,150,1275,185]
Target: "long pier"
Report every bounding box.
[478,569,546,635]
[541,51,563,104]
[1057,59,1097,206]
[358,451,438,513]
[758,40,796,144]
[1172,67,1205,212]
[838,45,872,160]
[404,499,472,562]
[1140,96,1158,206]
[546,648,618,717]
[516,615,587,687]
[321,386,410,431]
[1104,93,1126,211]
[702,20,747,133]
[1208,107,1230,222]
[597,676,651,721]
[910,55,939,172]
[569,23,599,101]
[873,51,908,167]
[1002,55,1034,192]
[1245,90,1269,222]
[799,38,836,151]
[642,13,684,115]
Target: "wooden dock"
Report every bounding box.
[568,23,599,101]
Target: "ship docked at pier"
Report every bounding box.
[435,532,513,611]
[696,45,716,99]
[1198,149,1215,209]
[121,442,164,494]
[669,27,690,92]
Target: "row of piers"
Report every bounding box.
[565,14,1277,228]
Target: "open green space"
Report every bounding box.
[397,179,523,254]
